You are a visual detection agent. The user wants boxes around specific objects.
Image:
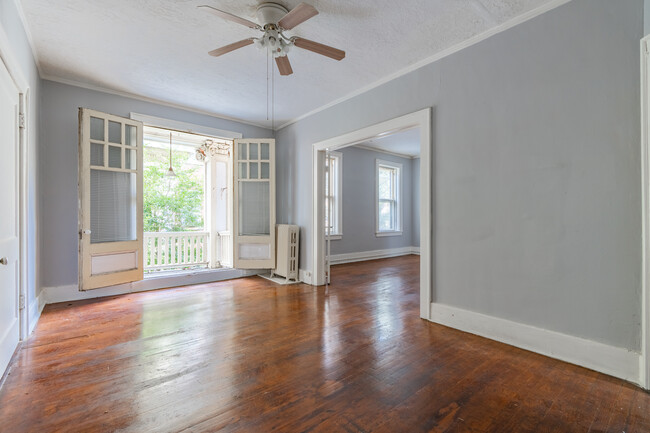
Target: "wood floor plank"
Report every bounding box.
[0,255,648,432]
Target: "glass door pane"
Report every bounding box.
[90,170,137,243]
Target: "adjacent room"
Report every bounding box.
[1,0,650,431]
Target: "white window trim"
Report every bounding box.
[375,159,402,236]
[326,151,343,239]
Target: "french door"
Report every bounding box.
[232,139,276,269]
[78,108,144,290]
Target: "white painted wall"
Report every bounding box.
[0,0,42,331]
[330,146,418,255]
[276,0,644,352]
[38,80,273,294]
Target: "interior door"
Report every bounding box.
[78,108,144,290]
[232,139,275,269]
[0,59,20,376]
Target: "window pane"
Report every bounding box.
[378,200,394,231]
[90,142,104,166]
[108,146,122,168]
[378,167,392,199]
[260,162,269,179]
[125,148,136,170]
[250,143,258,160]
[324,197,330,230]
[249,162,259,179]
[239,182,270,235]
[238,142,247,160]
[90,117,104,141]
[260,142,270,160]
[108,121,122,144]
[239,162,247,179]
[324,168,330,195]
[90,170,136,243]
[125,124,136,147]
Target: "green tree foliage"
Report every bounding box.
[143,146,204,232]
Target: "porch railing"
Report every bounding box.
[216,231,232,268]
[144,231,209,271]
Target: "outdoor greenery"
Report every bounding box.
[143,146,204,232]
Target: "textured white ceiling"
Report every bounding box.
[356,128,421,158]
[20,0,558,129]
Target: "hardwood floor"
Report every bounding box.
[0,255,648,432]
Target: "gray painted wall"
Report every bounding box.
[643,0,650,35]
[646,0,650,35]
[276,0,643,351]
[330,146,417,255]
[0,0,41,307]
[39,80,272,288]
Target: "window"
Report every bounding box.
[324,151,342,239]
[376,159,402,236]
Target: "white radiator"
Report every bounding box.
[271,224,299,282]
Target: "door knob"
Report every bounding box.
[0,257,7,265]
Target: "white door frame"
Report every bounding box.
[0,26,30,340]
[311,108,432,319]
[640,35,650,390]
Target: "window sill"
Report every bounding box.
[376,231,403,237]
[326,234,342,241]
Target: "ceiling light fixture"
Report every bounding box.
[166,132,177,178]
[200,2,346,127]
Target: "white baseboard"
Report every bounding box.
[430,302,641,385]
[28,290,46,334]
[329,246,420,265]
[299,269,313,285]
[43,268,259,304]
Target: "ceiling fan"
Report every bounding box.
[199,2,345,76]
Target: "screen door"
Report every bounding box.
[78,108,144,290]
[232,139,275,269]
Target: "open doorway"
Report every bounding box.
[324,130,420,272]
[311,109,432,319]
[142,126,233,274]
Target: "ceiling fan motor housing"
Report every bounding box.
[255,3,292,57]
[256,2,289,26]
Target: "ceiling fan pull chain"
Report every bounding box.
[272,53,275,129]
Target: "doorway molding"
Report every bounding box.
[0,24,30,340]
[640,35,650,390]
[311,108,432,319]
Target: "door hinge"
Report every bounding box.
[18,113,25,129]
[19,294,25,310]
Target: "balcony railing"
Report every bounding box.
[144,231,233,272]
[144,231,209,271]
[216,231,232,268]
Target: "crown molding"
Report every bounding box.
[276,0,573,131]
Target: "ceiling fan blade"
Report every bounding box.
[198,5,260,29]
[278,2,318,30]
[275,56,293,76]
[208,38,255,57]
[293,38,345,61]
